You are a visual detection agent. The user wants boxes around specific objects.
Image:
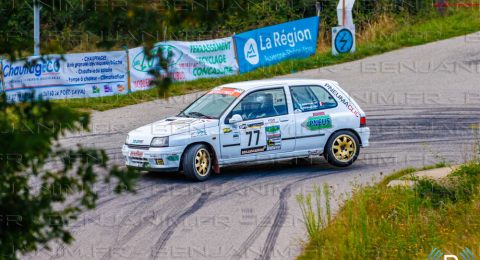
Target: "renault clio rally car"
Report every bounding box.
[122,79,370,181]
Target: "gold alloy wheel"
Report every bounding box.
[194,148,211,176]
[331,134,356,162]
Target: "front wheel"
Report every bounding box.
[324,131,360,167]
[182,144,212,181]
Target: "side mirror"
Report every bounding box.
[228,114,243,124]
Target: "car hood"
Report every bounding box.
[126,117,218,145]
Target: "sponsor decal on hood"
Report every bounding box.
[132,139,144,144]
[128,117,218,141]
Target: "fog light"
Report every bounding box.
[156,159,164,165]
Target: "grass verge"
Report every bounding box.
[296,162,480,259]
[55,10,480,111]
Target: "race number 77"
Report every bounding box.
[246,130,260,146]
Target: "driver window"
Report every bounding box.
[230,88,287,121]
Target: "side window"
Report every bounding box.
[230,88,288,121]
[290,85,337,112]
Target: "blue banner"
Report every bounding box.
[234,16,319,73]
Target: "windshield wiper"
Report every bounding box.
[186,111,214,119]
[177,112,189,118]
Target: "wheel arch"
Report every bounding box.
[179,142,220,173]
[325,128,363,151]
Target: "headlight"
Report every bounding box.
[151,137,169,147]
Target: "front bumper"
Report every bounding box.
[122,145,184,171]
[356,127,370,147]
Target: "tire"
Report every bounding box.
[182,144,212,181]
[324,130,360,167]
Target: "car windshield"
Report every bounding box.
[178,87,244,119]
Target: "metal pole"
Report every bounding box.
[314,2,321,54]
[123,45,132,93]
[33,0,40,56]
[315,1,321,17]
[0,61,5,92]
[231,33,240,75]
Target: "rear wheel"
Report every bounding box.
[324,131,360,167]
[182,144,212,181]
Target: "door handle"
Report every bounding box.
[279,118,289,122]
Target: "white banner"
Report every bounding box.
[1,51,128,101]
[129,37,239,92]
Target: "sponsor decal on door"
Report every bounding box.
[241,146,267,155]
[302,115,332,131]
[265,125,281,151]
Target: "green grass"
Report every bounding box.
[55,10,480,111]
[297,162,480,259]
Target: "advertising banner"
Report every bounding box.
[1,51,128,101]
[234,16,320,73]
[128,37,239,92]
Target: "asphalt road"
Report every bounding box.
[28,33,480,260]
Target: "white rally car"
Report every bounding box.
[122,79,370,181]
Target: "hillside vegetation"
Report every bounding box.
[1,0,434,58]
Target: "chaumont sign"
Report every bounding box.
[234,16,320,73]
[1,51,128,102]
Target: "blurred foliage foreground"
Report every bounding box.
[0,94,139,259]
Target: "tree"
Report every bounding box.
[0,1,173,257]
[0,94,139,259]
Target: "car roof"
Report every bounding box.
[219,78,339,91]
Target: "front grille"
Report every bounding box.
[130,157,148,164]
[127,144,150,150]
